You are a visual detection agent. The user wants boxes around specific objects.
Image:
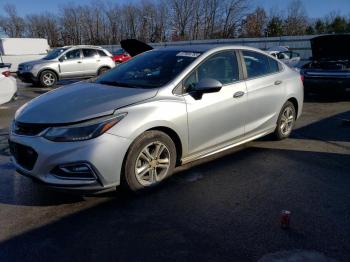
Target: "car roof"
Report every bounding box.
[153,44,264,54]
[62,45,105,50]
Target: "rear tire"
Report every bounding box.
[274,101,296,140]
[39,70,57,88]
[122,131,176,192]
[98,67,110,76]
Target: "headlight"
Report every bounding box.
[25,65,33,71]
[43,113,127,142]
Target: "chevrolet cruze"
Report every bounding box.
[9,41,303,193]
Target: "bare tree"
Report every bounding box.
[0,4,26,37]
[171,0,196,40]
[220,0,249,38]
[284,0,308,36]
[241,7,267,37]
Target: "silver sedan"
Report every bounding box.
[9,44,303,193]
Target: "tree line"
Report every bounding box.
[0,0,349,47]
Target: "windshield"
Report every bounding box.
[44,48,68,60]
[96,50,202,88]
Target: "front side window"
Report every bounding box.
[63,49,81,60]
[82,49,97,58]
[96,50,201,88]
[243,50,280,78]
[184,51,239,90]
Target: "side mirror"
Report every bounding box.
[191,78,222,93]
[59,56,66,62]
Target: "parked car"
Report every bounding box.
[112,48,131,64]
[17,45,115,87]
[301,34,350,95]
[268,47,301,68]
[0,66,17,106]
[9,40,303,193]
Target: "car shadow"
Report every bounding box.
[0,147,349,262]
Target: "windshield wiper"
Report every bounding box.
[98,80,137,88]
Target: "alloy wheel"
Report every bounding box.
[43,72,55,86]
[280,106,295,136]
[134,142,171,186]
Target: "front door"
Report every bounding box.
[184,51,247,156]
[59,49,84,78]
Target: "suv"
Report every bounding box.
[17,45,115,87]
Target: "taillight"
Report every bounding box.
[2,71,11,77]
[300,75,304,83]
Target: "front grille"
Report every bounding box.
[13,121,49,136]
[9,141,38,170]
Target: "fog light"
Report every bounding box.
[51,163,97,180]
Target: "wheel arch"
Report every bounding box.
[97,66,111,75]
[287,97,299,117]
[147,126,183,166]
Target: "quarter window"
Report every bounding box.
[184,51,239,90]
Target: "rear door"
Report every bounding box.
[82,48,99,76]
[184,51,247,156]
[59,49,84,78]
[241,50,284,136]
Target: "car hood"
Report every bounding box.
[20,59,50,67]
[120,39,153,57]
[16,82,158,124]
[311,34,350,61]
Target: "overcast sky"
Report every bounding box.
[0,0,349,18]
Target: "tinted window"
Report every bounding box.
[64,49,81,60]
[97,50,107,57]
[243,51,279,78]
[96,50,201,88]
[268,57,280,73]
[184,51,239,89]
[82,49,97,58]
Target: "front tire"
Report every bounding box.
[122,131,177,192]
[274,101,296,140]
[39,70,57,88]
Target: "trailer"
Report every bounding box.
[0,38,50,72]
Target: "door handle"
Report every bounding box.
[274,80,282,85]
[233,91,245,98]
[77,61,82,64]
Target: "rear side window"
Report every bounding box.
[97,50,107,57]
[82,49,97,58]
[268,57,281,73]
[184,51,239,89]
[243,50,281,78]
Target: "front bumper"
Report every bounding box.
[17,71,37,83]
[9,132,131,192]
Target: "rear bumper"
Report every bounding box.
[304,77,350,94]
